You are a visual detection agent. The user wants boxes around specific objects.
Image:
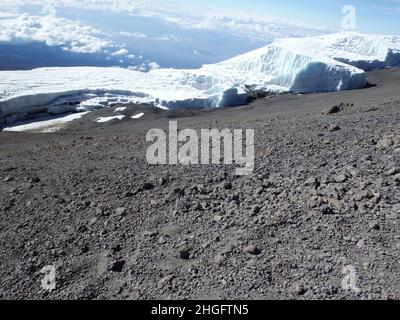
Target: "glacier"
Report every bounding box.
[1,32,400,126]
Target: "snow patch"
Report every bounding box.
[131,113,144,119]
[114,107,127,113]
[2,112,90,132]
[95,115,125,123]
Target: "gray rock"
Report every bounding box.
[304,177,320,188]
[319,205,336,215]
[212,215,223,222]
[328,124,341,132]
[392,204,400,214]
[322,104,342,115]
[109,260,125,272]
[158,274,176,288]
[290,283,307,296]
[369,221,380,230]
[179,248,191,260]
[385,168,399,176]
[214,254,226,264]
[173,187,185,196]
[115,207,127,216]
[243,245,261,255]
[223,182,232,190]
[334,173,348,183]
[377,137,393,149]
[30,177,41,184]
[142,182,155,190]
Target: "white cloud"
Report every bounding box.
[148,62,160,70]
[0,13,113,54]
[111,48,129,56]
[0,0,331,40]
[118,31,148,38]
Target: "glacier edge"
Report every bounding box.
[1,31,399,126]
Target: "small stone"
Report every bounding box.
[369,222,380,230]
[179,248,191,260]
[193,203,203,211]
[81,244,89,253]
[4,176,13,182]
[174,187,185,196]
[214,254,226,264]
[115,207,127,216]
[159,177,168,186]
[142,182,155,190]
[356,240,365,249]
[158,274,175,288]
[304,177,320,188]
[319,205,336,215]
[334,173,348,183]
[143,230,158,237]
[109,260,125,272]
[231,194,240,202]
[243,245,261,255]
[385,168,398,176]
[291,283,307,296]
[322,105,341,115]
[158,236,166,244]
[252,206,261,215]
[220,244,234,255]
[223,182,232,190]
[3,166,16,172]
[77,225,88,233]
[112,244,122,252]
[328,124,341,132]
[362,155,372,162]
[372,192,382,204]
[30,177,41,184]
[212,215,223,222]
[377,137,393,149]
[124,191,134,197]
[82,200,91,207]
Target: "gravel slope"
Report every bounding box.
[0,68,399,300]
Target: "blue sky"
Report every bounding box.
[174,0,400,35]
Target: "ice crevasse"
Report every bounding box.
[1,32,399,125]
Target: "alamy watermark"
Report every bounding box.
[40,265,56,292]
[341,265,361,294]
[342,5,357,30]
[146,121,254,176]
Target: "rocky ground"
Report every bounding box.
[0,68,399,300]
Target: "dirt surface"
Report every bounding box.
[0,68,400,300]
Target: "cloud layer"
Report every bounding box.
[0,13,111,54]
[0,0,333,70]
